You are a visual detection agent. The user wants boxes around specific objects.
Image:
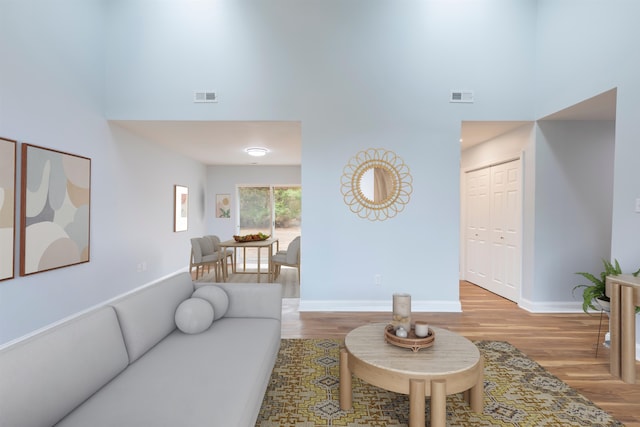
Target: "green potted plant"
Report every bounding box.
[573,259,640,314]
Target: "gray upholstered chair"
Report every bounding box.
[190,237,223,281]
[205,235,235,275]
[271,236,300,283]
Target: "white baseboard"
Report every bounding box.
[298,299,462,312]
[518,298,586,313]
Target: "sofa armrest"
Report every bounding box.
[200,283,282,320]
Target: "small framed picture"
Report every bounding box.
[216,194,231,218]
[174,185,188,232]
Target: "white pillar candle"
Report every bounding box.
[414,321,430,338]
[392,293,411,331]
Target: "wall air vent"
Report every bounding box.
[194,91,218,103]
[450,90,474,103]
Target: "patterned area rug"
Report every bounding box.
[256,339,623,427]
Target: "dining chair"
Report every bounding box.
[271,236,300,283]
[205,235,235,275]
[190,237,223,281]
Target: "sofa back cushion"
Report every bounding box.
[111,272,194,363]
[0,306,128,427]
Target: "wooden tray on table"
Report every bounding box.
[384,324,435,352]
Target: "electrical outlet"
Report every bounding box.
[635,198,640,213]
[374,274,382,286]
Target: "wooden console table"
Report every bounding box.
[606,274,640,384]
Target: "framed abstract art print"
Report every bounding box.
[20,144,91,276]
[0,137,17,281]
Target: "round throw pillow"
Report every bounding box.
[192,286,229,320]
[175,297,214,334]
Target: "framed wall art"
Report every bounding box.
[216,194,231,218]
[0,137,17,281]
[20,144,91,276]
[174,185,189,232]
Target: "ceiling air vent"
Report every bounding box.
[194,91,218,103]
[450,90,474,103]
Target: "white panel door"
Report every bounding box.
[465,168,490,288]
[488,161,521,301]
[465,159,521,302]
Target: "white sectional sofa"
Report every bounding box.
[0,272,282,427]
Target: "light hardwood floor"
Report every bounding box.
[281,281,640,426]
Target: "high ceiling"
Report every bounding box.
[111,89,616,166]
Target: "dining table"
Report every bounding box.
[218,237,279,283]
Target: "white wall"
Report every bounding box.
[0,0,208,345]
[206,165,301,238]
[4,0,639,345]
[530,120,615,308]
[535,0,640,349]
[535,1,640,266]
[105,0,537,312]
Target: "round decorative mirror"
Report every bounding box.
[341,148,413,221]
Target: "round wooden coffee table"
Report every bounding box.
[340,323,483,427]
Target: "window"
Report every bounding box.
[237,185,301,266]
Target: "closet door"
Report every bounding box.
[465,160,521,302]
[489,160,521,301]
[465,168,490,288]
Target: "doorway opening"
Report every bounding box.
[459,87,617,306]
[460,121,531,303]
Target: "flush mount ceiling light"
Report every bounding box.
[245,147,269,157]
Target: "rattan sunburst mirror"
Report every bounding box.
[340,148,413,221]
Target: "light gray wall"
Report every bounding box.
[104,0,537,311]
[3,0,639,345]
[0,0,207,345]
[532,120,615,305]
[535,0,640,267]
[535,0,640,347]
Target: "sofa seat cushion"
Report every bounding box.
[55,317,281,427]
